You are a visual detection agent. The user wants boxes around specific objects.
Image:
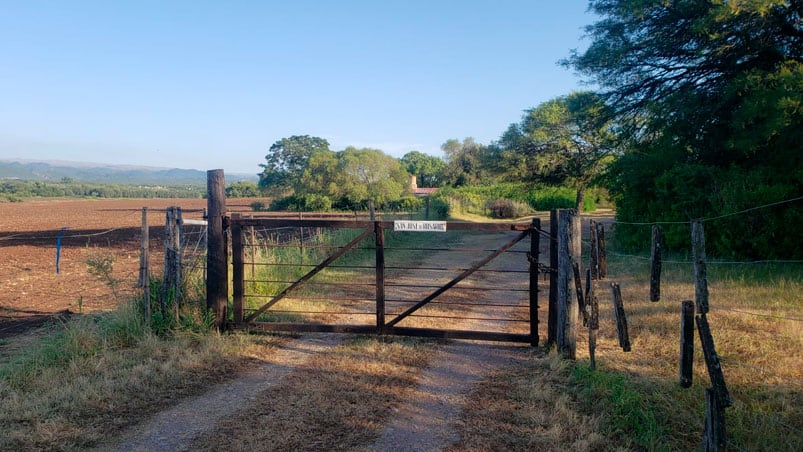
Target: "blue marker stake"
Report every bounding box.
[56,227,68,274]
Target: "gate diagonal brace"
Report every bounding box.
[386,229,530,328]
[243,227,374,323]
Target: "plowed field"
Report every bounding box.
[0,197,263,338]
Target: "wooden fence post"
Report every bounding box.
[703,387,726,451]
[650,225,663,302]
[207,169,228,330]
[588,269,599,370]
[139,207,150,322]
[692,220,709,314]
[557,209,578,359]
[529,218,541,347]
[232,214,244,324]
[696,314,733,408]
[610,282,631,352]
[548,209,558,345]
[680,300,695,388]
[597,222,607,279]
[162,206,182,321]
[589,219,599,279]
[573,262,587,326]
[375,221,386,332]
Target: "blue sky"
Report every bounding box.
[0,1,596,174]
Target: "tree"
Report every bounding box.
[499,91,618,211]
[566,0,803,257]
[441,138,490,186]
[226,181,260,198]
[400,151,447,187]
[298,147,410,211]
[258,135,330,195]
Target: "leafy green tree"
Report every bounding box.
[441,138,491,186]
[400,151,447,187]
[258,135,330,195]
[226,181,260,198]
[298,147,410,209]
[498,91,618,211]
[566,0,803,257]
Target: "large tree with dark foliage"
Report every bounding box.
[259,135,331,195]
[566,0,802,257]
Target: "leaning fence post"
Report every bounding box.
[557,209,578,359]
[610,282,631,352]
[139,207,150,322]
[650,225,663,302]
[548,209,558,345]
[692,220,709,314]
[680,300,695,388]
[597,222,607,279]
[207,169,228,330]
[696,314,733,408]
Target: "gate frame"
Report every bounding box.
[224,215,543,346]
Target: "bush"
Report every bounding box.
[250,201,267,212]
[485,198,530,219]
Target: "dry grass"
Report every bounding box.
[0,305,286,451]
[448,352,607,451]
[190,336,435,451]
[564,253,802,450]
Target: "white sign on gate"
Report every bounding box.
[393,220,447,232]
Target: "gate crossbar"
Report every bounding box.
[386,229,530,328]
[243,227,374,323]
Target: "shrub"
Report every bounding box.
[250,201,267,212]
[485,198,530,219]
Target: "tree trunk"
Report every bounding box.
[575,185,586,213]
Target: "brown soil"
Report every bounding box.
[0,198,264,339]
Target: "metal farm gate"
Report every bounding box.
[227,215,544,345]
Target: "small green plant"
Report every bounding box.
[85,251,122,303]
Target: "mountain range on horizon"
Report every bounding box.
[0,158,259,185]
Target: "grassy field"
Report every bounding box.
[0,215,800,450]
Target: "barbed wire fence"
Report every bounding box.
[553,194,803,451]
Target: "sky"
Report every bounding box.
[0,1,597,174]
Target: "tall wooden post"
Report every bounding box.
[162,206,182,320]
[548,209,558,345]
[207,169,228,330]
[375,222,386,332]
[232,214,244,323]
[597,222,607,278]
[680,300,695,388]
[557,209,578,359]
[650,225,663,302]
[529,218,541,347]
[692,220,709,314]
[139,207,150,322]
[589,219,599,279]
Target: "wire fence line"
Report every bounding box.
[608,194,803,226]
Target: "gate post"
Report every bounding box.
[375,221,386,332]
[207,169,228,330]
[557,209,578,359]
[529,218,541,347]
[548,209,558,345]
[232,213,244,323]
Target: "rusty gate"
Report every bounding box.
[227,215,544,345]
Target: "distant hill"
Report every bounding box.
[0,159,258,186]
